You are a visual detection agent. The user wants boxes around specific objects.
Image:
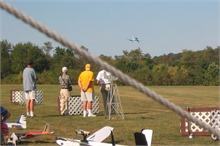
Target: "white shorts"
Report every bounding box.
[81,92,94,102]
[24,90,36,100]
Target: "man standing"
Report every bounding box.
[23,60,37,117]
[59,66,72,115]
[78,64,96,117]
[96,69,112,117]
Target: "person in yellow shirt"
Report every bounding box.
[78,64,96,117]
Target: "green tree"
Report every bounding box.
[115,48,153,84]
[42,41,53,56]
[0,40,12,78]
[204,62,219,85]
[11,42,48,73]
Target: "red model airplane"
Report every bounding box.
[8,124,54,144]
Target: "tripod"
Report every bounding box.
[106,83,124,120]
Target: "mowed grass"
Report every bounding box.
[1,84,219,146]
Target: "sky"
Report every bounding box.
[1,0,219,57]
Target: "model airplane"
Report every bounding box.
[6,115,26,129]
[56,126,153,146]
[8,124,54,144]
[127,36,140,43]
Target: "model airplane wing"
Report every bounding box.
[87,126,114,142]
[6,115,26,129]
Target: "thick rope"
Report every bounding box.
[1,0,219,138]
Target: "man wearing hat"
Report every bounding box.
[78,64,96,117]
[59,66,72,115]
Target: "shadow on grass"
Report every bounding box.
[18,140,55,145]
[123,111,149,115]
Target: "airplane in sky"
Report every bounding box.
[6,115,27,129]
[8,124,54,145]
[56,126,153,146]
[127,36,140,43]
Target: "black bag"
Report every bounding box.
[68,86,72,91]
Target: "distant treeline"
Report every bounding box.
[1,40,219,86]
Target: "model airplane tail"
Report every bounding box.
[134,129,153,146]
[6,115,27,129]
[42,124,54,134]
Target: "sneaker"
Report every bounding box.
[88,113,96,117]
[83,111,87,117]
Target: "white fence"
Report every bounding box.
[58,95,99,115]
[10,90,43,105]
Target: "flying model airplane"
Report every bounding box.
[8,124,54,145]
[56,126,153,146]
[6,115,26,129]
[127,36,140,43]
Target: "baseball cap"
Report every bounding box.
[62,67,68,73]
[85,64,91,70]
[85,64,91,68]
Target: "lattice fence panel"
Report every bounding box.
[210,110,220,131]
[10,90,43,105]
[189,111,211,132]
[180,107,220,136]
[58,95,99,115]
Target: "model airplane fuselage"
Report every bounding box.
[128,36,140,43]
[8,124,54,144]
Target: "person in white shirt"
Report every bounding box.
[96,69,113,117]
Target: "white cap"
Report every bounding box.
[62,67,68,73]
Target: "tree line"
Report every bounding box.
[1,40,219,86]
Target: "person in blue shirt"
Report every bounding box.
[23,60,38,117]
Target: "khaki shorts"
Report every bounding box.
[24,90,36,100]
[81,92,94,102]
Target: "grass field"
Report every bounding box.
[1,84,219,146]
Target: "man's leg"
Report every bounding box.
[26,99,30,116]
[88,101,96,117]
[101,88,108,116]
[30,99,35,117]
[29,90,36,117]
[83,101,87,117]
[60,96,65,115]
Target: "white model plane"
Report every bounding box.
[56,126,153,146]
[6,115,26,129]
[127,36,140,43]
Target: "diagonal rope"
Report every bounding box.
[0,0,219,138]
